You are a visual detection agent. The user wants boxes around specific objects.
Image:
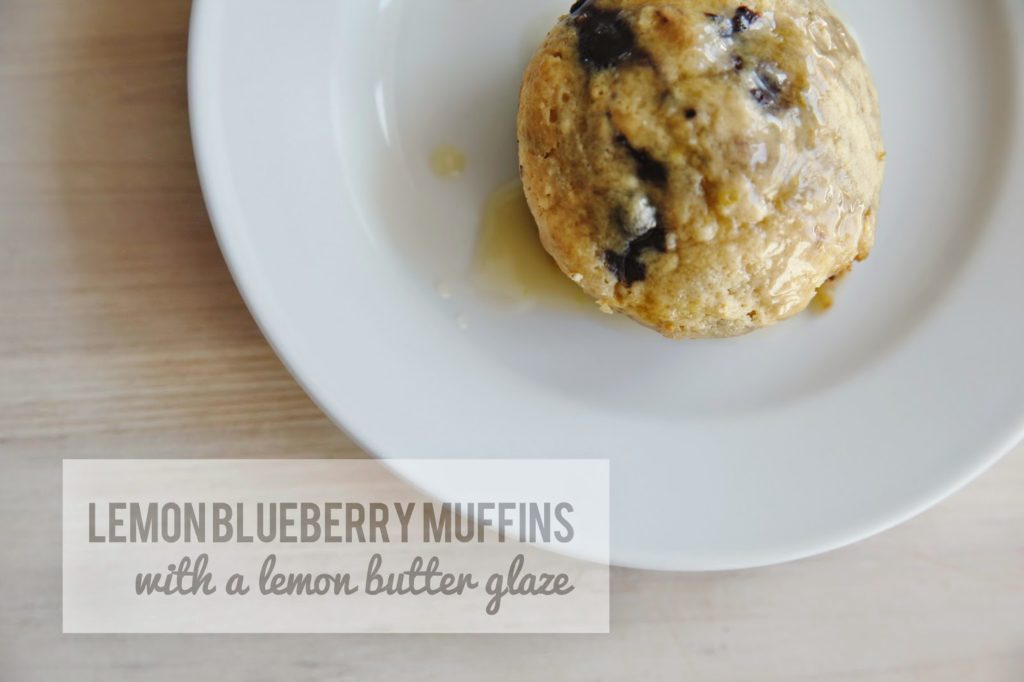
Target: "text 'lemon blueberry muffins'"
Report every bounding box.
[517,0,885,339]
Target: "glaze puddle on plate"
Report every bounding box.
[474,179,598,313]
[429,144,467,179]
[810,274,843,313]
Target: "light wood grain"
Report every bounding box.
[1,1,1022,680]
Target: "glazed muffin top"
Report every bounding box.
[518,0,885,338]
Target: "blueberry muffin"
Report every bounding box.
[517,0,885,338]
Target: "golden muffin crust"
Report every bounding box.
[517,0,885,338]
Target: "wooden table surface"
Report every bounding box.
[1,1,1022,680]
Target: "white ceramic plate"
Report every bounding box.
[189,0,1024,570]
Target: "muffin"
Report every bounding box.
[517,0,885,339]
